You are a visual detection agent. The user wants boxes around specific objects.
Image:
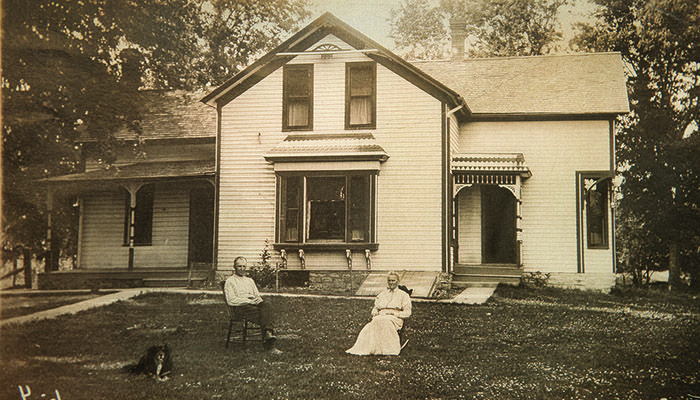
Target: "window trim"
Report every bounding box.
[580,173,610,250]
[282,64,314,131]
[345,62,376,130]
[275,171,377,248]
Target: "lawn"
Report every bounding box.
[1,286,699,400]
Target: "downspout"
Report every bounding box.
[445,104,464,274]
[207,101,221,273]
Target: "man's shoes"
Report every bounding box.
[268,348,283,355]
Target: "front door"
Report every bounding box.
[481,186,517,264]
[188,184,214,266]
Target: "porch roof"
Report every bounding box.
[452,153,531,177]
[264,133,389,162]
[41,159,215,184]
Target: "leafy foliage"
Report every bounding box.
[389,0,568,59]
[572,0,700,289]
[2,0,311,258]
[389,0,450,60]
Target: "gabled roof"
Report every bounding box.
[201,12,469,119]
[414,53,630,117]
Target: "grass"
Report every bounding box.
[1,286,699,400]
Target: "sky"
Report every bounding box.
[308,0,598,52]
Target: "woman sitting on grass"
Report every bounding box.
[346,271,412,356]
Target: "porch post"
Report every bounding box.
[124,183,144,270]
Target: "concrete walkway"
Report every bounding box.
[445,284,498,305]
[0,285,496,327]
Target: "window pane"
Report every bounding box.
[585,179,608,247]
[347,64,374,127]
[349,97,372,125]
[350,67,373,96]
[307,177,345,240]
[349,176,369,242]
[287,69,310,95]
[283,176,302,242]
[287,101,309,127]
[284,65,312,129]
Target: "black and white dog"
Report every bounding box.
[125,344,173,381]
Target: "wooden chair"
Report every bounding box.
[221,281,262,348]
[398,285,412,350]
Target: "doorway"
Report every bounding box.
[188,184,214,266]
[481,186,517,264]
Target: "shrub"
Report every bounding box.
[248,239,277,289]
[520,271,551,288]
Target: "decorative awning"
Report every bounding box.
[41,159,215,184]
[264,133,389,163]
[452,153,531,179]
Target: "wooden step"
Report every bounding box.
[452,264,522,288]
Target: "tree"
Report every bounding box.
[572,0,700,290]
[2,0,311,269]
[389,0,568,59]
[389,0,450,60]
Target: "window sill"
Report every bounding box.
[273,243,379,252]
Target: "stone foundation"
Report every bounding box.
[309,270,371,293]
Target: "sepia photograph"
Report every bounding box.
[1,0,699,399]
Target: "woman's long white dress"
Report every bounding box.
[346,288,412,355]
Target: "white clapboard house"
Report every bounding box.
[40,13,628,292]
[202,13,628,292]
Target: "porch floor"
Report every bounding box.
[37,268,213,290]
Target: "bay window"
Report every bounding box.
[277,173,376,246]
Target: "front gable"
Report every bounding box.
[202,13,469,120]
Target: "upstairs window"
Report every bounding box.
[277,173,375,245]
[283,64,313,131]
[346,62,376,129]
[583,176,609,249]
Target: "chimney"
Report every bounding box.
[449,18,466,60]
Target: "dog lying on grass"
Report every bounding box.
[124,344,173,381]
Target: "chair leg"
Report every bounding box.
[226,320,234,349]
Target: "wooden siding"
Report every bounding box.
[79,184,191,268]
[80,190,129,268]
[457,185,481,263]
[217,34,444,271]
[135,186,190,267]
[459,120,613,274]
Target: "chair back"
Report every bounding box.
[221,280,234,319]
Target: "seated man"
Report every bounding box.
[346,271,412,356]
[224,256,281,354]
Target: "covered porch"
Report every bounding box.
[451,153,532,286]
[39,160,216,289]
